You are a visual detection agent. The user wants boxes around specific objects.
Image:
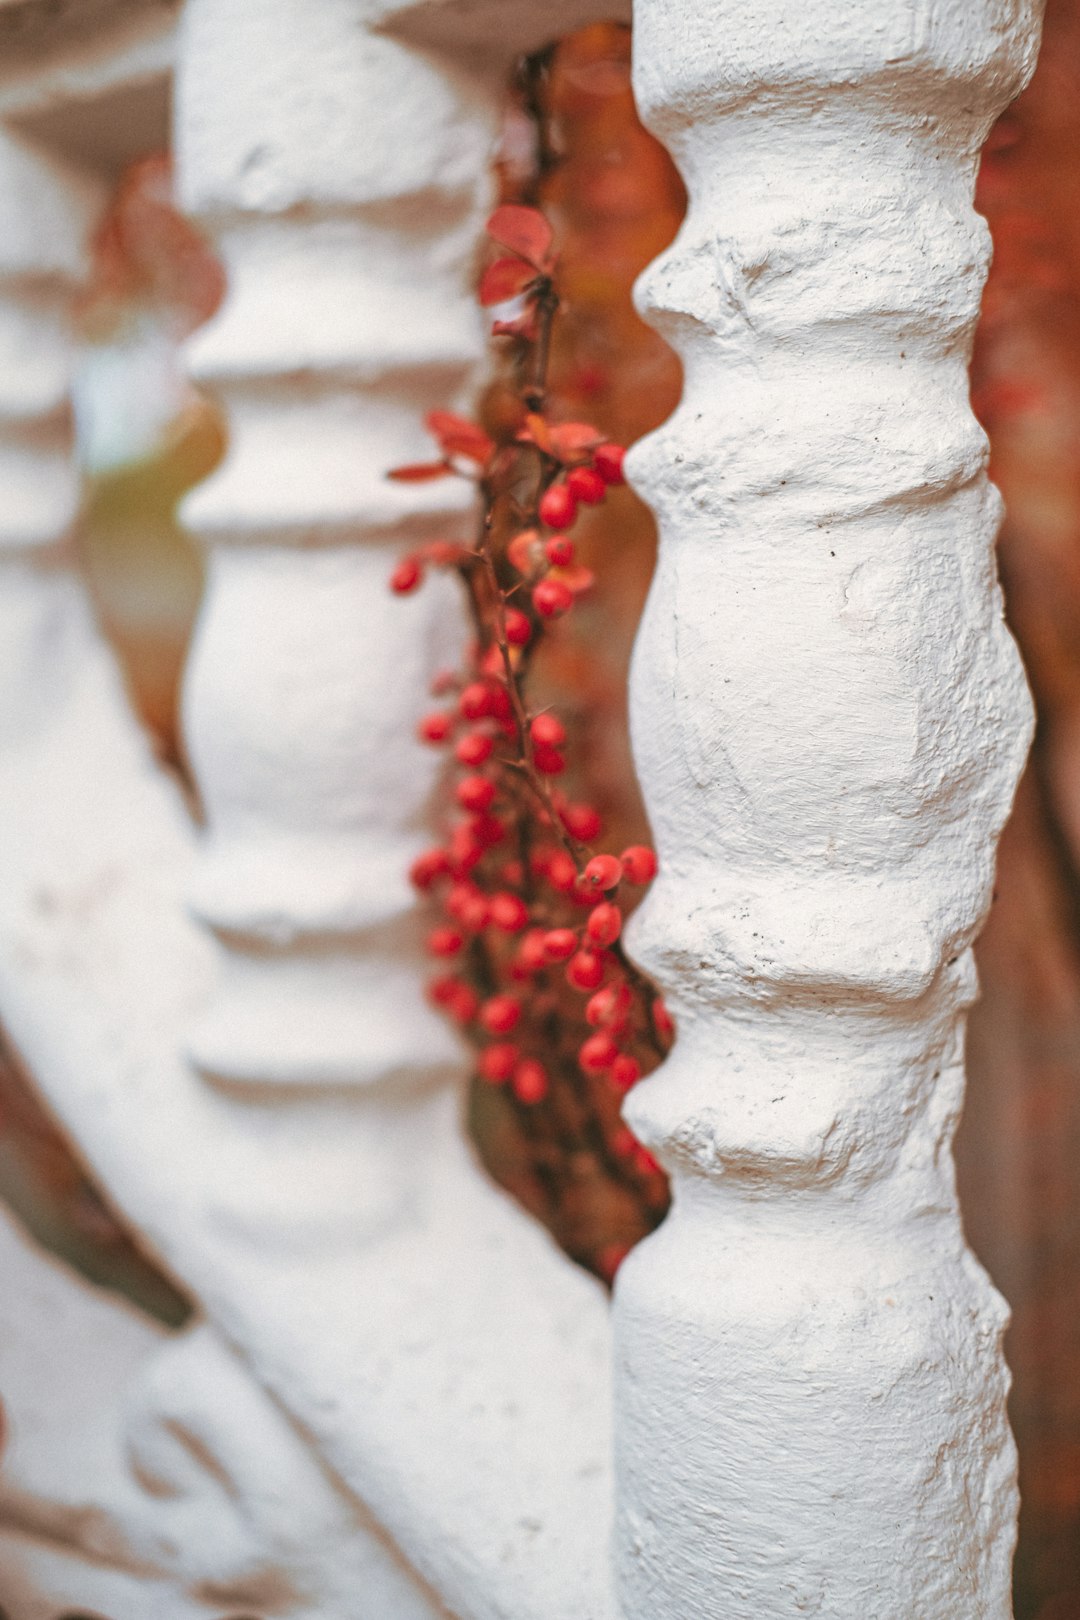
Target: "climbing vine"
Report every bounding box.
[390,199,672,1282]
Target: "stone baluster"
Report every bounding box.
[0,127,101,707]
[176,0,496,1093]
[614,1,1043,1615]
[167,5,622,1616]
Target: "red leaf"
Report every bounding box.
[551,564,596,596]
[548,421,604,459]
[485,205,554,270]
[479,256,537,306]
[515,412,554,454]
[507,528,544,575]
[388,460,451,482]
[424,410,494,465]
[492,311,538,340]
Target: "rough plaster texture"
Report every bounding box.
[614,1,1044,1616]
[0,117,454,1618]
[0,0,1049,1615]
[0,1200,437,1619]
[0,1,626,1616]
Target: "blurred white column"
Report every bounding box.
[169,3,623,1617]
[615,1,1044,1615]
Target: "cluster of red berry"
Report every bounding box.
[388,204,671,1280]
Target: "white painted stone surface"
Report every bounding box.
[0,123,427,1619]
[0,3,622,1616]
[0,1195,442,1619]
[615,1,1044,1616]
[0,0,1047,1613]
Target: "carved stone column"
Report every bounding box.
[0,127,101,698]
[0,3,624,1612]
[176,0,488,1094]
[615,2,1044,1615]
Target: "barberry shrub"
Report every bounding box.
[390,202,672,1284]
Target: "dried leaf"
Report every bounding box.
[516,412,554,454]
[425,410,495,465]
[486,204,555,270]
[507,529,544,575]
[548,421,604,459]
[387,460,452,482]
[479,256,537,306]
[551,564,596,595]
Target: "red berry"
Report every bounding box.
[430,977,478,1022]
[425,539,464,567]
[489,891,528,932]
[455,731,493,766]
[538,483,577,530]
[633,1144,661,1176]
[545,851,578,892]
[479,644,503,679]
[587,902,622,946]
[586,989,613,1027]
[410,848,449,890]
[507,528,544,576]
[571,872,602,907]
[584,854,622,892]
[459,682,493,720]
[567,950,604,991]
[529,847,554,879]
[479,994,521,1035]
[479,1043,519,1084]
[487,684,513,722]
[469,813,506,849]
[543,928,578,961]
[530,713,567,748]
[611,1125,637,1157]
[653,997,675,1039]
[448,984,480,1024]
[621,845,658,884]
[391,557,423,593]
[595,1242,631,1283]
[428,974,462,1006]
[593,443,626,485]
[513,1059,549,1104]
[448,824,483,874]
[579,1032,619,1073]
[533,747,566,776]
[533,578,574,618]
[428,925,464,957]
[514,928,549,974]
[445,882,477,918]
[418,710,453,744]
[461,893,490,932]
[447,883,489,932]
[586,983,632,1026]
[610,1053,641,1090]
[561,802,602,842]
[544,535,575,567]
[505,608,532,646]
[567,465,606,504]
[456,774,496,813]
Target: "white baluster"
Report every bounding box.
[0,9,622,1612]
[615,1,1043,1614]
[176,0,495,1092]
[0,129,101,716]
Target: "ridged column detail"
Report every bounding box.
[176,0,496,1090]
[0,131,99,561]
[614,2,1044,1615]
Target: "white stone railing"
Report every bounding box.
[615,2,1043,1614]
[0,0,1044,1615]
